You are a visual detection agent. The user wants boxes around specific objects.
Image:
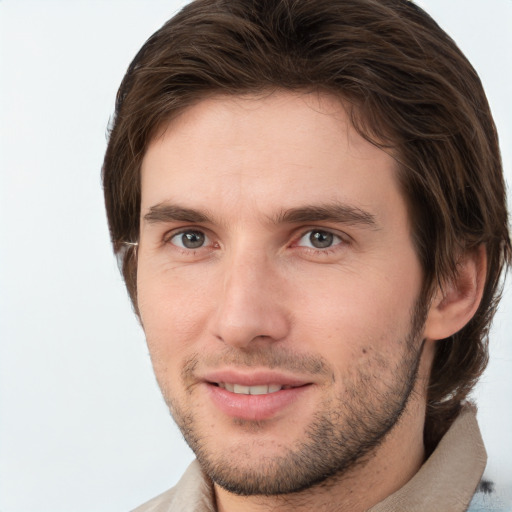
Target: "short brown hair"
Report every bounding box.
[102,0,511,451]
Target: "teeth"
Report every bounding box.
[249,385,270,395]
[218,383,284,395]
[233,384,250,394]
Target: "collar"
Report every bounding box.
[369,403,486,511]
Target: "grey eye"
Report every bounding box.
[171,230,208,249]
[297,230,341,249]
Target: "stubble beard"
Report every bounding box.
[157,302,427,497]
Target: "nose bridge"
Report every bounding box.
[211,242,289,347]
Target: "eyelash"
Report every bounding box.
[162,227,348,258]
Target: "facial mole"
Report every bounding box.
[362,348,368,354]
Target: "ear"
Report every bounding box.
[423,245,487,341]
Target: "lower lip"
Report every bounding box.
[206,383,311,421]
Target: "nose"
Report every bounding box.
[209,249,290,349]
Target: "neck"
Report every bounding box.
[215,396,427,512]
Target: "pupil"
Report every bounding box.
[182,231,204,249]
[310,230,333,248]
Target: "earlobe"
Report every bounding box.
[423,246,487,341]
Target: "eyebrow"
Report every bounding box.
[143,202,378,229]
[272,204,378,229]
[143,204,212,224]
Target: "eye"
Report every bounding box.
[169,230,209,249]
[296,229,342,249]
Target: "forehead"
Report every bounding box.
[140,91,404,226]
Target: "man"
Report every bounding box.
[102,0,511,510]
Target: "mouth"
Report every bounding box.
[213,383,297,395]
[203,374,313,421]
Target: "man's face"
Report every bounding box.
[137,92,431,495]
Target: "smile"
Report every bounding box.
[215,383,294,395]
[207,380,312,421]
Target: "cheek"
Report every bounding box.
[137,264,214,361]
[293,265,421,354]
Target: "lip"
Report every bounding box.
[202,369,311,388]
[202,369,313,421]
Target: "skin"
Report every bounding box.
[136,91,479,512]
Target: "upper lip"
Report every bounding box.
[201,369,312,387]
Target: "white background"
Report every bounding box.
[0,1,510,511]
